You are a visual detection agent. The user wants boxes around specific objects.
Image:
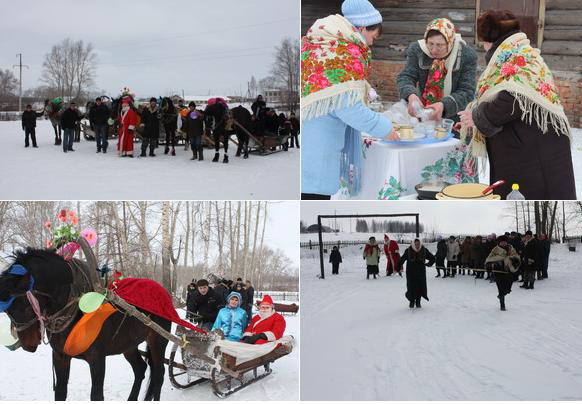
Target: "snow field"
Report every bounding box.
[300,243,582,400]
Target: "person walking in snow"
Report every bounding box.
[538,233,551,279]
[330,246,343,275]
[435,237,447,277]
[363,236,380,279]
[399,239,435,308]
[21,104,44,148]
[485,235,521,311]
[383,234,402,277]
[445,236,460,277]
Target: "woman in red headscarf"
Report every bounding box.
[384,234,402,277]
[118,97,139,157]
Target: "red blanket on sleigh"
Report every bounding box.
[110,278,206,334]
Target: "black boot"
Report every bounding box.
[149,147,155,157]
[415,298,421,308]
[191,149,198,160]
[409,300,414,309]
[212,152,219,162]
[499,296,506,311]
[223,154,229,164]
[164,146,169,155]
[198,147,204,161]
[520,281,528,289]
[171,148,176,156]
[140,150,147,157]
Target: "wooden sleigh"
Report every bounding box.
[255,301,299,315]
[233,120,289,156]
[168,324,294,398]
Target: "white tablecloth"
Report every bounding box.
[348,137,460,199]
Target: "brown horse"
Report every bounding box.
[0,248,171,401]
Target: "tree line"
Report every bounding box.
[0,201,298,299]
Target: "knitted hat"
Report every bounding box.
[341,0,382,27]
[258,295,274,307]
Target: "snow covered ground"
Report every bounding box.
[0,308,299,401]
[0,120,299,200]
[300,241,582,400]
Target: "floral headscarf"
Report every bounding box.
[418,18,463,106]
[465,32,570,158]
[301,14,372,121]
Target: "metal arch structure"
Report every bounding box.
[317,213,420,279]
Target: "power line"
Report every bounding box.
[12,53,29,114]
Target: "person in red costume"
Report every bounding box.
[241,295,286,345]
[384,234,403,277]
[118,97,138,157]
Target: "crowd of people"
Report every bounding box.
[333,231,552,311]
[185,277,286,345]
[20,94,300,163]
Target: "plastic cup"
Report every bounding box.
[442,119,454,133]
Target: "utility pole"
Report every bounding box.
[13,53,29,114]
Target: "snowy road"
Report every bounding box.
[300,243,582,400]
[0,120,299,200]
[0,312,299,401]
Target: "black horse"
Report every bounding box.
[0,248,171,400]
[231,105,254,159]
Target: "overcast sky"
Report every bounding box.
[264,201,300,268]
[0,0,299,97]
[301,201,520,236]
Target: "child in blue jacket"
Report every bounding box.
[212,291,247,341]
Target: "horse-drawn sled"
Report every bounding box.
[166,323,294,397]
[0,235,295,400]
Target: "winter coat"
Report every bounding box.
[265,114,280,135]
[21,110,44,129]
[212,292,248,341]
[162,106,178,131]
[251,100,267,119]
[384,239,402,272]
[398,244,435,302]
[521,238,538,273]
[396,41,477,121]
[244,286,255,310]
[182,109,205,138]
[89,103,110,126]
[301,100,392,196]
[187,287,220,324]
[213,283,229,308]
[330,249,342,265]
[363,241,380,266]
[243,311,286,344]
[60,108,81,129]
[141,106,161,139]
[290,116,300,134]
[471,240,487,269]
[461,240,473,265]
[471,32,576,200]
[446,240,460,262]
[435,240,447,260]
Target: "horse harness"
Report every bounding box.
[6,259,96,341]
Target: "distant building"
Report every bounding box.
[264,89,299,109]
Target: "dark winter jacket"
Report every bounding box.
[398,244,435,302]
[461,239,473,265]
[435,240,447,260]
[182,109,205,138]
[89,103,111,126]
[471,240,487,269]
[396,41,477,120]
[21,109,44,129]
[213,283,229,308]
[471,30,576,200]
[289,116,300,134]
[251,100,266,118]
[521,238,538,273]
[140,106,161,139]
[60,108,81,129]
[244,286,255,310]
[187,287,221,323]
[330,249,342,265]
[265,114,279,135]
